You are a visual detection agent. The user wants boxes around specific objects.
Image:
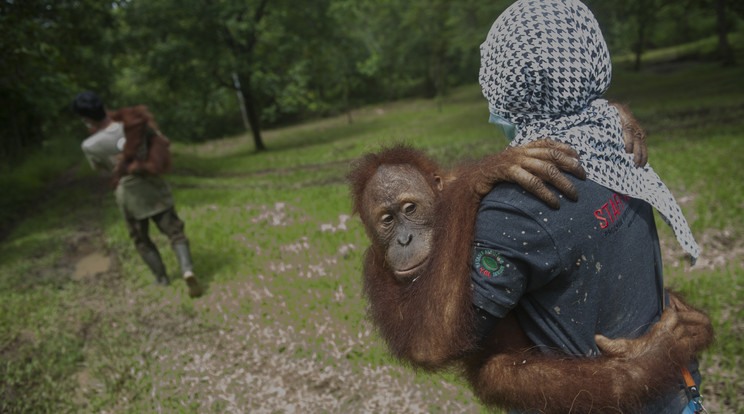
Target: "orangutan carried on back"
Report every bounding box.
[348,135,713,413]
[110,105,171,184]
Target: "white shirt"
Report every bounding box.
[81,122,126,172]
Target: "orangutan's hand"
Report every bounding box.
[595,295,714,363]
[611,102,648,168]
[475,138,586,209]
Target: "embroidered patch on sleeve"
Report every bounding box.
[474,248,504,278]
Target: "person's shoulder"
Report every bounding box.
[82,122,124,151]
[480,176,616,213]
[478,183,549,225]
[481,182,526,203]
[480,181,551,211]
[100,121,124,136]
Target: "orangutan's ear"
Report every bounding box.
[434,174,444,192]
[436,172,459,191]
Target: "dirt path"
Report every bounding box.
[45,173,484,413]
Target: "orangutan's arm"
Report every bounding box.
[467,293,713,414]
[468,138,586,209]
[127,130,171,175]
[471,103,650,208]
[611,102,648,168]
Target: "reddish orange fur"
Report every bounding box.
[350,146,442,220]
[350,146,714,413]
[110,106,171,184]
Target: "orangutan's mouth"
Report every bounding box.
[394,260,427,281]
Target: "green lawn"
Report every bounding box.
[1,59,743,413]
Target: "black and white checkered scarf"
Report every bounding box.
[479,0,700,264]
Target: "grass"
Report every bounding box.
[0,137,85,238]
[2,56,744,412]
[613,33,744,69]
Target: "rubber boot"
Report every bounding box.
[173,243,203,298]
[140,249,169,286]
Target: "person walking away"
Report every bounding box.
[72,91,203,298]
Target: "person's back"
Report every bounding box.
[474,177,701,413]
[473,176,663,356]
[79,117,173,222]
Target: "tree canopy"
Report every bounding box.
[1,0,741,158]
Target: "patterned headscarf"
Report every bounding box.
[479,0,700,264]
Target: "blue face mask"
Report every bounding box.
[488,112,518,141]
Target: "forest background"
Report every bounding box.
[1,0,744,413]
[2,0,742,162]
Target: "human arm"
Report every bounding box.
[82,148,107,172]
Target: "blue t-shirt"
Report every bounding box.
[471,176,699,413]
[472,176,664,355]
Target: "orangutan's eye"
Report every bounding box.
[381,214,394,226]
[403,203,416,215]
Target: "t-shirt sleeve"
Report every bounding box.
[471,199,563,319]
[81,140,105,171]
[81,127,122,172]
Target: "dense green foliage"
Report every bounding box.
[2,0,742,234]
[1,0,742,156]
[0,0,121,157]
[1,58,743,412]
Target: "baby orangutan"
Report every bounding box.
[349,137,713,413]
[110,105,171,185]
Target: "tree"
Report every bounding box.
[118,0,267,149]
[119,0,340,151]
[216,0,270,151]
[713,0,735,66]
[624,0,671,71]
[0,0,120,159]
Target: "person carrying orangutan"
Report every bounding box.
[474,0,704,412]
[72,91,203,298]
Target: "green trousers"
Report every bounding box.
[124,207,193,279]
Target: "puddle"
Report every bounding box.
[73,252,112,280]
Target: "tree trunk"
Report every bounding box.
[239,81,266,152]
[633,18,646,71]
[387,70,395,101]
[714,0,735,66]
[343,80,353,125]
[432,52,443,112]
[232,72,251,131]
